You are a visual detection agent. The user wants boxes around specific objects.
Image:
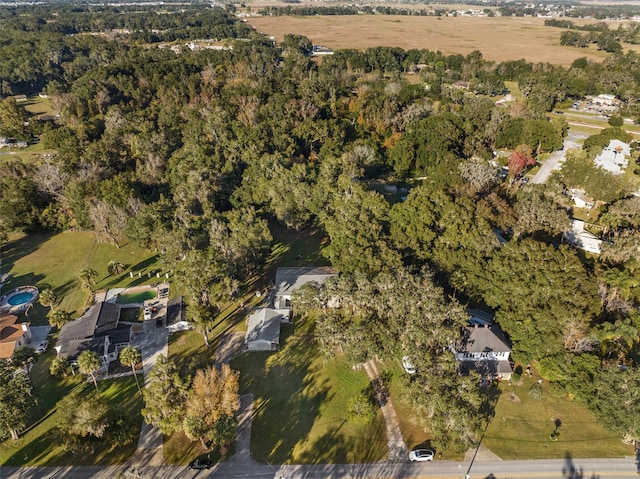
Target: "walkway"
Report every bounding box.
[363,360,408,460]
[129,317,169,466]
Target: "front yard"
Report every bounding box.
[231,321,388,464]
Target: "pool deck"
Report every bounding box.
[0,285,39,314]
[101,283,169,306]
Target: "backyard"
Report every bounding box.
[0,231,160,325]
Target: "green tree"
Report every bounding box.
[49,309,71,329]
[346,392,376,425]
[0,97,29,138]
[78,268,99,291]
[57,391,109,441]
[50,355,69,377]
[119,346,143,396]
[142,355,188,435]
[77,350,102,393]
[592,366,640,442]
[481,239,600,361]
[0,364,36,440]
[107,260,125,276]
[38,288,57,311]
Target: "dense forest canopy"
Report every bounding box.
[1,2,640,449]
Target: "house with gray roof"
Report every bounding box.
[55,302,131,369]
[273,266,336,310]
[245,308,289,351]
[455,323,512,380]
[246,266,336,352]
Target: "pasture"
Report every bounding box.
[248,15,638,66]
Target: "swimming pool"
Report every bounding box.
[0,286,40,314]
[8,292,35,306]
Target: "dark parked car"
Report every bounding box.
[189,454,213,470]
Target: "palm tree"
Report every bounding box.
[38,288,57,311]
[120,346,143,396]
[78,268,99,291]
[107,260,125,276]
[77,350,102,393]
[49,310,71,329]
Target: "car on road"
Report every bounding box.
[402,356,416,375]
[35,340,49,354]
[188,454,213,470]
[143,307,152,320]
[409,449,434,462]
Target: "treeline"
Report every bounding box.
[1,3,640,450]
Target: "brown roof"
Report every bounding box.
[460,324,511,354]
[0,314,28,359]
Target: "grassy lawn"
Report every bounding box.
[0,352,143,466]
[481,368,633,459]
[231,320,387,465]
[1,232,159,325]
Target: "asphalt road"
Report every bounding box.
[1,457,639,479]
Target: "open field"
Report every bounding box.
[248,15,640,66]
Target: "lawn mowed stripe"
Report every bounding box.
[232,323,388,464]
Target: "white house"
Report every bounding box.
[568,188,594,210]
[455,323,512,380]
[246,266,336,353]
[594,139,630,175]
[563,219,604,254]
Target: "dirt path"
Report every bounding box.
[363,360,408,461]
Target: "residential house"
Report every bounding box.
[246,266,336,352]
[563,219,604,254]
[245,308,289,351]
[0,314,32,360]
[568,188,594,210]
[55,302,131,368]
[455,323,512,380]
[594,139,630,175]
[273,266,336,310]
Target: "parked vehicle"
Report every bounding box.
[402,356,416,375]
[188,454,213,470]
[35,340,49,354]
[409,449,434,462]
[143,307,152,320]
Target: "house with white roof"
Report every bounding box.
[594,139,630,175]
[563,219,604,254]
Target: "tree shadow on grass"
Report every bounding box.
[231,323,331,466]
[1,233,54,275]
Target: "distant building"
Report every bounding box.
[245,308,289,351]
[312,45,334,56]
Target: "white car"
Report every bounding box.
[35,340,49,354]
[402,356,416,375]
[409,449,434,462]
[143,307,152,320]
